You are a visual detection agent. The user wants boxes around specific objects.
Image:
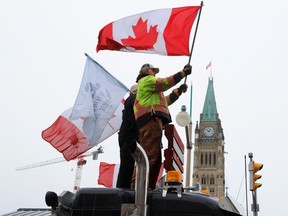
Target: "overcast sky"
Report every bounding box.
[1,0,287,215]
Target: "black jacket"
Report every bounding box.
[118,93,138,146]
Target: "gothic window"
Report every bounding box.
[209,152,212,165]
[201,153,203,164]
[201,176,206,184]
[205,153,208,165]
[210,176,215,185]
[213,152,216,165]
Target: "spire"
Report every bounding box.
[201,77,218,121]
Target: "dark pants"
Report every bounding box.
[131,117,163,190]
[117,139,136,189]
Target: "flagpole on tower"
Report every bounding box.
[184,1,204,84]
[210,64,212,79]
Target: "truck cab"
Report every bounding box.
[45,143,244,216]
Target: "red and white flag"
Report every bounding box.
[98,162,120,188]
[97,6,201,56]
[206,61,212,70]
[42,54,128,161]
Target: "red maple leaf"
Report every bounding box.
[121,18,158,50]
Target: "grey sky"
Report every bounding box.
[1,0,287,215]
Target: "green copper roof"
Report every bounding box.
[201,78,218,121]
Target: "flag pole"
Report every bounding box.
[244,155,249,216]
[189,81,193,152]
[184,1,204,84]
[210,62,212,79]
[189,82,193,121]
[184,82,193,188]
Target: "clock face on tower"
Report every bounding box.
[204,127,214,137]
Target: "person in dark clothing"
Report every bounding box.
[116,84,138,188]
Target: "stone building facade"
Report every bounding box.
[192,78,225,197]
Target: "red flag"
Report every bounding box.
[206,61,212,70]
[98,162,119,188]
[97,6,201,56]
[42,54,128,161]
[97,162,163,188]
[42,108,90,161]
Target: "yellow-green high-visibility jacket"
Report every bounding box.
[134,71,185,129]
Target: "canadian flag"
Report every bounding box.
[97,6,201,56]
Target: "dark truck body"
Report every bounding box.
[47,143,244,216]
[52,187,243,216]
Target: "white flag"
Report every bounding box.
[70,54,129,147]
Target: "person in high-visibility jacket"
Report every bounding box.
[131,63,192,190]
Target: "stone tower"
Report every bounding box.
[192,78,225,197]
